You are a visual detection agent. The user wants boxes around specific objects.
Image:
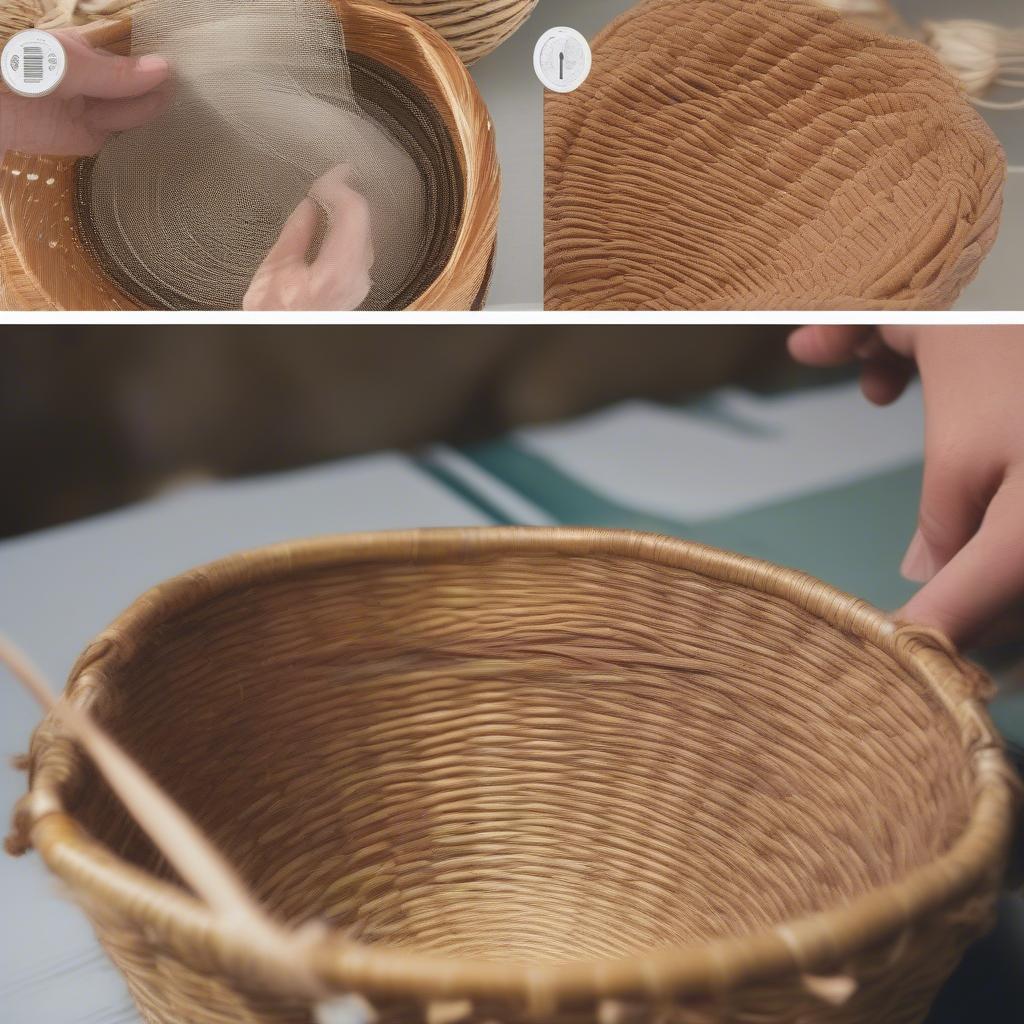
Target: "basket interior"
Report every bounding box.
[73,51,464,312]
[76,552,973,963]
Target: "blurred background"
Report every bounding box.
[0,327,791,537]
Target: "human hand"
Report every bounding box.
[0,30,169,158]
[243,166,374,312]
[789,325,1024,646]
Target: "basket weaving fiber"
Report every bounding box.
[0,0,41,36]
[386,0,539,64]
[544,0,1006,311]
[0,2,499,311]
[7,528,1018,1024]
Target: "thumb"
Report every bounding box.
[56,32,169,100]
[899,481,1024,646]
[901,456,987,584]
[258,197,320,270]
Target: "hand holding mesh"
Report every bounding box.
[243,166,374,311]
[81,0,427,310]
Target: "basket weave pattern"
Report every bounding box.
[387,0,538,64]
[0,0,40,36]
[9,529,1018,1024]
[544,0,1005,311]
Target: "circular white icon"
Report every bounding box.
[534,27,591,93]
[2,30,67,98]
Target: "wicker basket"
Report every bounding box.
[0,2,500,311]
[0,0,41,37]
[544,0,1006,311]
[386,0,539,64]
[8,528,1019,1024]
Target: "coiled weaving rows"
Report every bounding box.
[545,0,1006,310]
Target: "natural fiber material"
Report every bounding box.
[816,3,1024,109]
[544,0,1006,311]
[386,0,539,64]
[7,528,1018,1024]
[0,5,499,311]
[0,0,42,36]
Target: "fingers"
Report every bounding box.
[258,197,320,269]
[309,166,373,302]
[56,32,169,100]
[242,198,319,311]
[901,453,989,584]
[788,325,915,406]
[243,167,375,311]
[82,83,172,134]
[898,478,1024,646]
[787,325,874,365]
[857,340,915,406]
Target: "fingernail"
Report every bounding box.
[137,55,169,75]
[900,529,938,583]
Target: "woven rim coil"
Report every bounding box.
[544,0,1006,311]
[387,0,539,64]
[0,3,500,311]
[8,528,1019,1024]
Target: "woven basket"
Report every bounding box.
[0,0,41,37]
[544,0,1006,311]
[0,2,500,311]
[386,0,539,64]
[8,528,1018,1024]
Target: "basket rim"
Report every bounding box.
[16,527,1018,1005]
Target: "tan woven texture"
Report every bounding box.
[387,0,539,64]
[8,529,1019,1024]
[544,0,1006,311]
[0,0,40,36]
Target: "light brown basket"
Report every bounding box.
[0,1,500,311]
[8,528,1019,1024]
[0,0,41,37]
[387,0,539,64]
[544,0,1006,311]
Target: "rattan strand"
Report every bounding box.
[1,1,39,36]
[544,0,1006,311]
[386,0,538,64]
[8,528,1019,1024]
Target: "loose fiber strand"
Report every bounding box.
[924,21,1024,110]
[0,633,321,991]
